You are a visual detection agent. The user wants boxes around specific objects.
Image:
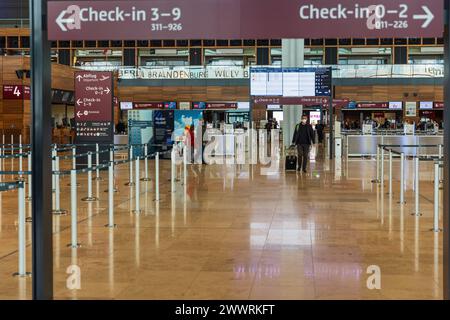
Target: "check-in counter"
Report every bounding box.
[344,134,443,157]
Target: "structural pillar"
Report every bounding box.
[30,0,53,300]
[282,39,304,148]
[443,0,450,301]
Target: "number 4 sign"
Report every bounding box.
[2,85,31,100]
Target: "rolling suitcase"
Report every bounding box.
[285,146,297,171]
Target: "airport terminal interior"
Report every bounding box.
[0,0,448,302]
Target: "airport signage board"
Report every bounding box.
[134,102,164,109]
[74,71,113,141]
[252,96,348,108]
[47,0,443,40]
[3,85,31,100]
[357,102,388,109]
[206,103,238,110]
[435,102,444,109]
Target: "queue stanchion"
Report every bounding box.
[439,144,443,184]
[18,142,24,181]
[183,145,187,187]
[372,146,380,184]
[13,181,30,277]
[431,162,442,232]
[68,169,81,248]
[411,157,422,217]
[155,152,160,202]
[10,136,14,176]
[388,149,393,196]
[125,146,135,186]
[72,145,76,170]
[380,147,385,190]
[52,155,67,215]
[51,145,56,193]
[132,156,141,214]
[171,148,176,193]
[68,145,80,187]
[81,152,98,202]
[141,144,151,181]
[109,147,118,193]
[398,152,406,204]
[105,157,116,228]
[93,143,103,181]
[1,135,4,171]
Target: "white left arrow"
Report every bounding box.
[76,99,83,106]
[413,6,434,29]
[76,111,82,118]
[56,10,75,32]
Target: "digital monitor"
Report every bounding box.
[164,101,177,109]
[389,101,403,110]
[62,91,71,103]
[267,105,281,110]
[237,102,250,109]
[120,102,133,110]
[419,101,433,110]
[192,102,206,109]
[250,67,331,97]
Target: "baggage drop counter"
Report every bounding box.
[344,134,443,157]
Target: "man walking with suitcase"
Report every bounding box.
[292,115,314,173]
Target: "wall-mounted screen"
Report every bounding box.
[250,67,331,97]
[419,101,433,110]
[389,101,403,110]
[120,102,133,110]
[164,102,177,109]
[192,102,206,109]
[237,102,250,110]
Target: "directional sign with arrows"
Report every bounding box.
[74,71,114,141]
[47,0,443,39]
[413,5,434,28]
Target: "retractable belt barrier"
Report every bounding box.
[375,144,444,233]
[0,143,178,275]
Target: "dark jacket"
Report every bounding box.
[292,123,314,146]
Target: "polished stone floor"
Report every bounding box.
[0,146,443,299]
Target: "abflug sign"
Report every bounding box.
[48,0,443,40]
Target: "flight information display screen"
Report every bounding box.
[250,67,331,97]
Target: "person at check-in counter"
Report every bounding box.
[292,115,314,173]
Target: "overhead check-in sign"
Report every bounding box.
[47,0,443,40]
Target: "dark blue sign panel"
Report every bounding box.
[153,110,175,156]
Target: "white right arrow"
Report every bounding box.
[413,6,434,28]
